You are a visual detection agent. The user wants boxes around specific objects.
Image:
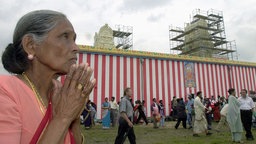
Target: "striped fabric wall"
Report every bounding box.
[62,53,256,119]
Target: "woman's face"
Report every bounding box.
[34,18,79,74]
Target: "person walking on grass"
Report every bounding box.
[186,94,194,129]
[205,98,213,130]
[151,98,160,128]
[227,88,243,143]
[238,89,255,141]
[193,91,212,137]
[175,98,187,129]
[115,88,136,144]
[135,100,148,125]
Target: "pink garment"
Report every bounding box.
[152,106,159,115]
[0,75,71,144]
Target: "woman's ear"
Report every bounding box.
[21,34,36,57]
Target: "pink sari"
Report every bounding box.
[30,100,75,144]
[0,75,74,144]
[153,106,160,122]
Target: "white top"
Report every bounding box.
[220,104,229,116]
[238,96,255,110]
[110,101,118,109]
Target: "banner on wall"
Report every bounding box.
[184,62,196,88]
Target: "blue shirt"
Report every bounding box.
[186,98,194,113]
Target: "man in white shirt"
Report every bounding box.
[110,96,118,127]
[238,89,255,141]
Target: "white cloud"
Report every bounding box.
[147,13,165,22]
[0,0,256,74]
[119,0,172,12]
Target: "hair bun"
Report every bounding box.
[2,43,28,74]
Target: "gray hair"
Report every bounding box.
[13,10,66,45]
[2,10,67,74]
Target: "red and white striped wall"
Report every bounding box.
[61,52,256,119]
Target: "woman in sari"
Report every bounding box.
[0,10,96,144]
[102,97,111,129]
[213,102,221,122]
[82,100,92,129]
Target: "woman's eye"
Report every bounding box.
[63,33,69,39]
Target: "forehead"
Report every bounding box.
[48,18,75,34]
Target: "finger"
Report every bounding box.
[63,64,76,91]
[77,63,90,85]
[81,67,93,89]
[82,79,95,97]
[82,79,96,98]
[69,63,86,92]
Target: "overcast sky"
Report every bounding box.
[0,0,256,74]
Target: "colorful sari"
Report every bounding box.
[102,102,110,128]
[82,104,92,128]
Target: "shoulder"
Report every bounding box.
[0,75,24,97]
[0,75,25,115]
[247,96,253,101]
[120,97,128,104]
[229,96,235,100]
[0,75,17,85]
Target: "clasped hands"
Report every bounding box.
[51,63,96,123]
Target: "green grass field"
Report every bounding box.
[82,121,256,144]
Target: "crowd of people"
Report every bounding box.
[79,87,256,144]
[169,89,256,143]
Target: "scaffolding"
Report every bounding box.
[169,9,238,60]
[113,25,133,50]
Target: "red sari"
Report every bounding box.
[213,105,221,122]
